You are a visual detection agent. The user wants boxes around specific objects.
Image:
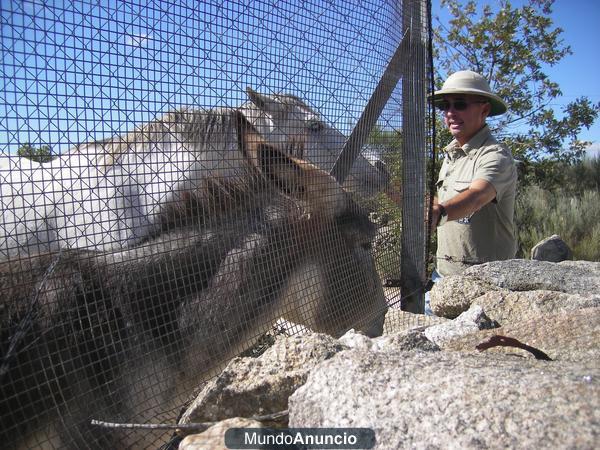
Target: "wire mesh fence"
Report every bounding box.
[0,0,430,448]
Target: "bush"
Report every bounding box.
[370,191,402,280]
[515,185,600,261]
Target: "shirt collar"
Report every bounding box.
[444,124,492,158]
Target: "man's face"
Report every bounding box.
[439,94,490,145]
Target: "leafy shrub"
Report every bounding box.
[515,185,600,261]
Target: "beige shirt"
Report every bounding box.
[436,125,517,276]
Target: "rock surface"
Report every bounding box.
[464,260,600,294]
[424,304,498,347]
[466,289,599,325]
[177,259,599,450]
[372,328,440,353]
[430,259,600,318]
[178,327,442,434]
[178,417,264,450]
[383,307,448,333]
[429,275,504,318]
[445,307,600,362]
[288,350,598,450]
[178,333,343,427]
[343,328,441,353]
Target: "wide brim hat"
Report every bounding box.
[430,70,508,116]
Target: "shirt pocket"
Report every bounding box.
[452,179,471,195]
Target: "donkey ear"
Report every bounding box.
[236,110,301,180]
[257,144,304,196]
[256,143,347,216]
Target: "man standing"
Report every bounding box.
[430,70,518,280]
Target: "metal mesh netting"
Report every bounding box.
[0,1,429,448]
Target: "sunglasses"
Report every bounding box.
[435,99,488,112]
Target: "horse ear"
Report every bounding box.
[245,87,285,115]
[235,109,265,167]
[245,87,266,109]
[236,109,293,180]
[235,109,296,177]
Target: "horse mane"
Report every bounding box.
[73,107,243,168]
[83,93,319,169]
[139,109,310,237]
[272,92,314,111]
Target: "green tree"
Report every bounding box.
[433,0,599,179]
[17,143,54,163]
[367,125,403,183]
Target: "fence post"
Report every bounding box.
[330,32,409,185]
[400,0,427,313]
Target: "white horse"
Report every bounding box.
[0,89,388,257]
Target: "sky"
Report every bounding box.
[545,0,600,156]
[0,0,598,157]
[0,0,402,154]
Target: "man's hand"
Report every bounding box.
[431,179,497,232]
[430,202,445,233]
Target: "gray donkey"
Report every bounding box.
[0,117,387,449]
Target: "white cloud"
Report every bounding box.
[584,142,600,159]
[125,33,151,48]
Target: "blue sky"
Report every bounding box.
[0,0,402,154]
[545,0,600,155]
[0,1,598,156]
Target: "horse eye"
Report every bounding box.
[308,120,324,132]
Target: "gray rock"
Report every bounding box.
[173,262,599,450]
[383,307,448,333]
[464,259,600,294]
[424,304,498,347]
[178,417,264,450]
[469,290,600,326]
[429,275,505,318]
[178,333,343,427]
[445,306,600,363]
[531,234,573,262]
[289,350,599,449]
[323,327,440,354]
[373,328,440,352]
[430,260,600,318]
[338,329,375,351]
